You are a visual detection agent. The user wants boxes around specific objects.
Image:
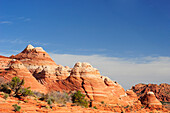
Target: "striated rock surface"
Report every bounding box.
[1,45,143,107]
[52,62,140,107]
[141,91,162,109]
[13,45,70,85]
[131,83,170,102]
[0,56,47,93]
[0,44,169,112]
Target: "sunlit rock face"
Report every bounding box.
[52,62,140,107]
[13,45,71,85]
[141,91,162,109]
[0,56,47,93]
[131,83,170,102]
[0,45,144,108]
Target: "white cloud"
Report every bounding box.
[49,53,170,90]
[18,17,31,22]
[24,18,31,22]
[0,39,48,46]
[0,21,12,24]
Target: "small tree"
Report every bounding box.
[0,77,33,98]
[72,90,89,108]
[9,77,25,96]
[20,87,33,97]
[12,104,21,112]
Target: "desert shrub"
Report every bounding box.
[33,91,43,98]
[3,93,9,100]
[124,105,129,108]
[12,104,21,112]
[71,90,89,108]
[101,101,104,104]
[0,77,33,98]
[39,91,71,104]
[20,87,33,97]
[9,77,25,96]
[49,91,71,104]
[47,99,52,105]
[93,106,97,109]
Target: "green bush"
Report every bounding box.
[0,77,33,98]
[20,87,33,97]
[71,90,89,108]
[12,104,21,112]
[9,77,24,96]
[3,93,9,100]
[101,101,104,104]
[47,99,52,105]
[93,106,97,109]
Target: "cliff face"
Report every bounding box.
[131,83,170,102]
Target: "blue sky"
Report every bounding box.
[0,0,170,89]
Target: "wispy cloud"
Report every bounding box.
[0,39,48,46]
[0,21,12,24]
[76,48,107,52]
[49,53,170,90]
[18,17,31,22]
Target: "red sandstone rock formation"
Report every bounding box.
[13,45,70,85]
[131,83,170,102]
[4,45,141,107]
[0,56,47,93]
[50,62,140,107]
[141,91,162,109]
[1,44,169,112]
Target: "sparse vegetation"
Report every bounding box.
[36,91,71,105]
[20,87,33,97]
[24,100,28,103]
[0,77,33,98]
[3,93,8,100]
[71,90,89,108]
[101,101,104,104]
[12,104,21,112]
[93,106,97,109]
[124,105,129,108]
[47,99,52,105]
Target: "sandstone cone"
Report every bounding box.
[13,45,70,85]
[141,91,162,109]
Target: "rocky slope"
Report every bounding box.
[0,56,47,93]
[131,83,170,102]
